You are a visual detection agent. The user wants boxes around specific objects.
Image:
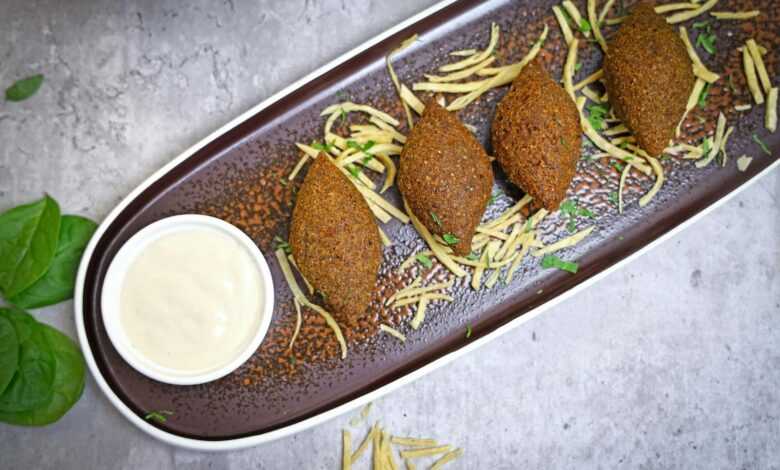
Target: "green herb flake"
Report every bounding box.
[607,192,619,206]
[752,133,772,156]
[273,236,292,254]
[430,212,443,227]
[541,255,579,274]
[701,138,711,156]
[346,163,361,178]
[579,19,592,34]
[587,104,609,131]
[311,140,334,153]
[466,251,481,261]
[577,207,594,218]
[698,83,710,109]
[692,20,710,30]
[144,410,173,424]
[612,161,625,172]
[5,74,44,102]
[574,62,583,72]
[442,233,459,245]
[566,219,577,233]
[524,219,533,233]
[559,200,577,217]
[465,325,473,339]
[696,31,716,55]
[415,253,433,269]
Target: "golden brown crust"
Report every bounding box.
[604,1,695,157]
[289,156,382,320]
[491,59,582,210]
[398,101,494,256]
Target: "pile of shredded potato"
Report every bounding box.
[408,23,550,111]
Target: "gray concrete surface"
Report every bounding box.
[1,1,778,469]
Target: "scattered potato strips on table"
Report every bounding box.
[342,420,464,470]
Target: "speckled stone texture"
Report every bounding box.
[0,1,778,469]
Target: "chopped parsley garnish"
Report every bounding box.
[560,200,594,233]
[574,62,583,72]
[346,163,361,178]
[144,410,173,423]
[559,200,577,216]
[430,211,443,227]
[579,19,592,34]
[752,133,772,156]
[607,191,619,206]
[288,355,297,365]
[311,140,334,153]
[465,325,473,339]
[541,255,579,273]
[347,139,375,155]
[415,253,433,269]
[701,138,711,156]
[587,104,609,131]
[466,251,481,261]
[696,31,716,55]
[698,83,710,109]
[692,20,710,30]
[612,161,625,172]
[524,219,533,233]
[442,233,459,245]
[339,107,347,122]
[274,236,292,254]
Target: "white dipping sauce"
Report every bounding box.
[119,228,263,373]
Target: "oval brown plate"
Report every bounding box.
[75,0,779,449]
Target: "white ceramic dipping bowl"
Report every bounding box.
[101,214,274,385]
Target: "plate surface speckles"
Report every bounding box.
[79,0,779,441]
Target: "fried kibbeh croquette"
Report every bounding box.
[604,1,695,157]
[289,156,382,320]
[491,59,582,211]
[398,101,494,256]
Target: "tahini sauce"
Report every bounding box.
[119,228,262,373]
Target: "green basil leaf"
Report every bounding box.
[0,195,61,298]
[0,316,19,395]
[0,313,55,413]
[5,74,44,102]
[0,324,85,426]
[10,215,97,309]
